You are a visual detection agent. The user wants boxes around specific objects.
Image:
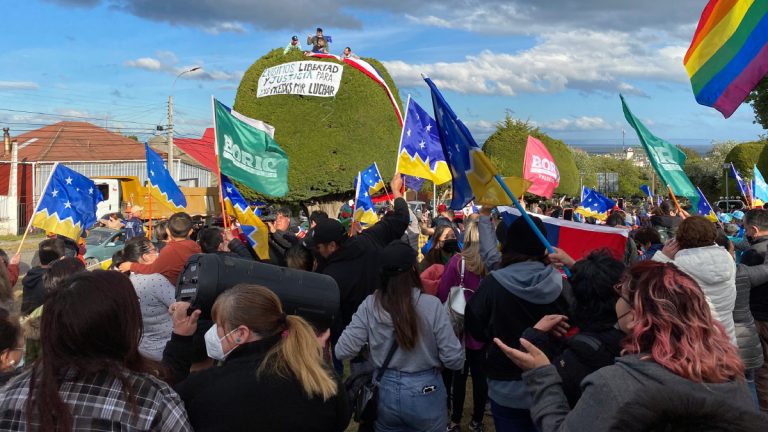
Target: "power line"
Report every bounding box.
[0,108,161,127]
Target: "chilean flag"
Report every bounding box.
[499,207,628,261]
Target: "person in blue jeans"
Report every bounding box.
[335,241,464,432]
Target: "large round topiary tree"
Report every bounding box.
[727,141,765,176]
[233,49,403,203]
[483,116,579,196]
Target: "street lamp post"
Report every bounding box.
[723,163,731,211]
[168,66,201,180]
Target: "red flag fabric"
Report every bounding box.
[500,207,628,262]
[522,136,560,198]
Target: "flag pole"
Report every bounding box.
[16,162,60,255]
[211,96,230,230]
[350,172,361,236]
[492,174,570,277]
[667,185,686,218]
[147,184,153,238]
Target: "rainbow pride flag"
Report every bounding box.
[684,0,768,118]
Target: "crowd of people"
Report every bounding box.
[0,173,766,431]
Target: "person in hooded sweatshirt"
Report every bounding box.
[21,238,65,315]
[465,215,568,432]
[495,261,765,432]
[652,215,737,345]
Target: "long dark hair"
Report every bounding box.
[375,268,422,350]
[423,225,456,268]
[111,237,154,269]
[28,271,156,431]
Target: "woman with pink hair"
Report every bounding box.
[495,261,766,431]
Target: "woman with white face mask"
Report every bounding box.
[163,284,351,432]
[0,307,24,385]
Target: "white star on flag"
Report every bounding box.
[226,187,233,194]
[425,124,432,132]
[65,176,73,185]
[363,192,368,197]
[419,140,426,149]
[64,201,71,209]
[406,128,411,137]
[88,188,93,194]
[51,189,59,197]
[150,170,155,176]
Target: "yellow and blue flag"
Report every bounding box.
[221,175,269,260]
[753,165,768,208]
[358,162,385,196]
[425,77,530,209]
[146,143,187,210]
[353,172,378,225]
[695,186,718,222]
[396,96,452,185]
[31,164,103,240]
[576,187,615,221]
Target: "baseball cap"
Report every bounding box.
[308,219,347,246]
[292,35,298,41]
[732,210,745,220]
[437,203,447,213]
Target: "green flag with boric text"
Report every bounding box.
[214,98,288,197]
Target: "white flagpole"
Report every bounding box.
[394,95,411,175]
[211,96,230,230]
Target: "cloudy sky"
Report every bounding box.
[1,0,764,148]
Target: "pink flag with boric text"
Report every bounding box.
[522,135,560,198]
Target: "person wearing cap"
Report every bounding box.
[308,174,410,347]
[306,27,329,54]
[283,35,302,54]
[466,215,568,432]
[124,206,145,240]
[733,210,746,238]
[335,241,464,431]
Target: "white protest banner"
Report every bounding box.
[257,61,344,98]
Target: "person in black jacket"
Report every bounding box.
[465,215,568,432]
[650,200,682,242]
[522,249,625,408]
[196,227,253,260]
[742,208,768,412]
[163,284,351,432]
[268,207,298,266]
[21,238,65,315]
[307,173,410,345]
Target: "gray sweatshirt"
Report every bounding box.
[335,288,464,372]
[522,355,758,432]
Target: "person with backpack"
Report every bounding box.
[526,249,626,407]
[495,261,764,432]
[436,219,487,432]
[335,241,464,432]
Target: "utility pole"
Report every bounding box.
[167,95,174,180]
[168,66,202,181]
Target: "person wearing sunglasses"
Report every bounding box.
[495,261,765,431]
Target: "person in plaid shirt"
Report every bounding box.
[0,271,191,431]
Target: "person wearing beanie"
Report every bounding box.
[466,214,568,432]
[307,174,410,354]
[335,241,464,432]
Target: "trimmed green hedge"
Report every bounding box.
[233,49,403,203]
[727,141,765,177]
[483,117,580,196]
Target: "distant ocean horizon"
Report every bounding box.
[565,138,715,156]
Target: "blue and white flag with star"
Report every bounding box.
[146,143,186,210]
[754,165,768,207]
[729,163,749,201]
[353,172,378,225]
[222,175,269,260]
[358,162,385,196]
[396,96,452,185]
[31,163,103,240]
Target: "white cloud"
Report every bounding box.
[384,30,688,96]
[124,57,162,71]
[124,51,242,82]
[465,119,497,140]
[544,116,615,131]
[204,21,247,34]
[0,81,40,90]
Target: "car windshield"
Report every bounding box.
[86,229,116,245]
